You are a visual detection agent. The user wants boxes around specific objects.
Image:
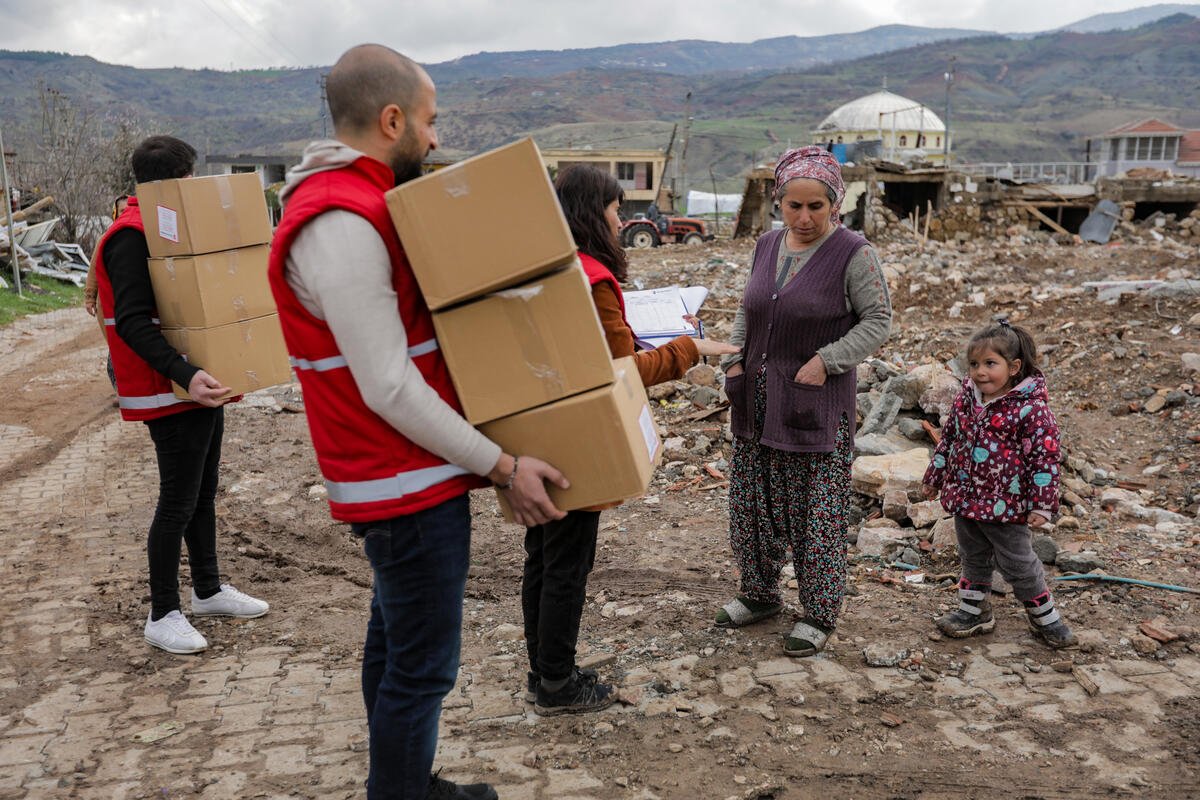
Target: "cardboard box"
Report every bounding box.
[137,172,272,258]
[433,261,614,424]
[163,314,292,400]
[480,357,662,520]
[385,138,577,310]
[148,245,276,329]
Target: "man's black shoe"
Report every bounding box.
[426,771,498,800]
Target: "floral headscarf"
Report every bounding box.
[774,145,845,224]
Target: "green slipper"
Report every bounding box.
[783,619,831,657]
[715,596,783,628]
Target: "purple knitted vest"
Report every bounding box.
[728,226,866,452]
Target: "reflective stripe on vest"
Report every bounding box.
[118,392,188,410]
[104,317,162,326]
[325,463,471,505]
[289,339,439,373]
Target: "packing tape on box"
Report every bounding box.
[232,295,247,318]
[493,283,565,393]
[441,170,471,199]
[163,257,177,279]
[227,248,239,275]
[214,175,243,245]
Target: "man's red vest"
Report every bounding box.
[94,198,201,422]
[268,155,487,523]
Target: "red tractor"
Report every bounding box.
[620,210,714,249]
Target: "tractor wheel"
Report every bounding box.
[682,232,705,245]
[626,224,660,249]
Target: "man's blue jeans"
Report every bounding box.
[352,493,471,799]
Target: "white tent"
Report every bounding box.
[685,190,741,216]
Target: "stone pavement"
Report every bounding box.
[1,310,1197,799]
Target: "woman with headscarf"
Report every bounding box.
[716,146,892,656]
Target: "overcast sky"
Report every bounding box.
[1,0,1194,70]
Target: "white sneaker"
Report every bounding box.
[144,610,208,654]
[191,584,269,619]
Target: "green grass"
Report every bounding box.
[0,272,85,327]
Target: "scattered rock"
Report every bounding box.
[930,517,957,550]
[1055,551,1104,573]
[862,643,909,667]
[906,499,947,528]
[1032,534,1059,564]
[685,363,718,387]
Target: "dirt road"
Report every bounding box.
[1,237,1197,799]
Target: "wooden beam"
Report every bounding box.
[1015,202,1070,235]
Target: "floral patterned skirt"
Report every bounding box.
[727,367,853,629]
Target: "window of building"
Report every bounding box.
[1136,137,1149,160]
[1150,136,1164,160]
[1109,138,1120,161]
[936,136,941,148]
[616,162,635,181]
[836,136,843,143]
[917,135,926,147]
[856,135,864,141]
[898,135,908,147]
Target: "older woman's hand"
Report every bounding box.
[793,355,827,386]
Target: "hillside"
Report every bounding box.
[425,24,991,81]
[1,15,1198,190]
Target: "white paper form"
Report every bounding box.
[625,285,711,349]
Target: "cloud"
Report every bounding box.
[0,0,1187,69]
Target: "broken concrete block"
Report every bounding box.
[854,525,910,557]
[858,391,902,436]
[907,499,947,528]
[930,517,957,550]
[882,490,909,521]
[851,448,932,499]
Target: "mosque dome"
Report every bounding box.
[815,89,945,134]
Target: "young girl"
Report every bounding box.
[921,319,1077,649]
[520,165,737,715]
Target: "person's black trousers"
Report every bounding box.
[144,406,224,619]
[521,509,601,681]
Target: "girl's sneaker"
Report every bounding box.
[1024,593,1078,649]
[936,579,996,638]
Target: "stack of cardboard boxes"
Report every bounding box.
[136,173,291,400]
[385,138,662,519]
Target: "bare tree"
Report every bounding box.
[18,85,147,253]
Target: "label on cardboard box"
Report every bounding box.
[157,206,179,243]
[638,406,658,461]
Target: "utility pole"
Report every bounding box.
[0,125,21,297]
[0,123,22,296]
[319,74,329,139]
[943,55,955,167]
[679,91,693,214]
[659,123,678,212]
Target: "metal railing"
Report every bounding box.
[956,162,1098,184]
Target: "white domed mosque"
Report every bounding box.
[812,87,948,165]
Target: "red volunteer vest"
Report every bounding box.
[268,155,487,523]
[579,252,627,319]
[94,199,201,421]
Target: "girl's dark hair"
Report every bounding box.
[967,318,1038,383]
[554,164,628,281]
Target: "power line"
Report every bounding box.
[217,0,306,65]
[195,0,279,65]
